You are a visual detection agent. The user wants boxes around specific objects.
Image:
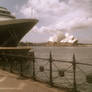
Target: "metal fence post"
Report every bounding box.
[32,52,36,80]
[72,53,77,92]
[20,58,24,77]
[2,56,6,70]
[49,51,53,86]
[10,58,13,73]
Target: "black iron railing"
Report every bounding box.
[0,51,92,92]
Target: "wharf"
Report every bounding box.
[0,46,34,78]
[0,46,32,57]
[0,46,31,51]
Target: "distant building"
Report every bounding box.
[60,35,78,45]
[48,33,78,46]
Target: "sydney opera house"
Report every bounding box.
[0,6,38,47]
[48,32,78,46]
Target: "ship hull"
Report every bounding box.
[0,19,38,47]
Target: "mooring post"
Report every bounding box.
[32,52,36,80]
[72,53,77,92]
[49,51,53,86]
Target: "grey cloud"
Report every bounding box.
[0,0,92,43]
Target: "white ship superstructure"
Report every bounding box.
[0,7,15,21]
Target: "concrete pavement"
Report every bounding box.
[0,70,67,92]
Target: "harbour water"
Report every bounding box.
[33,46,92,64]
[32,46,92,92]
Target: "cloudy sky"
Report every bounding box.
[0,0,92,43]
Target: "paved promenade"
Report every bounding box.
[0,70,66,92]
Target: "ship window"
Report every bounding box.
[0,10,10,14]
